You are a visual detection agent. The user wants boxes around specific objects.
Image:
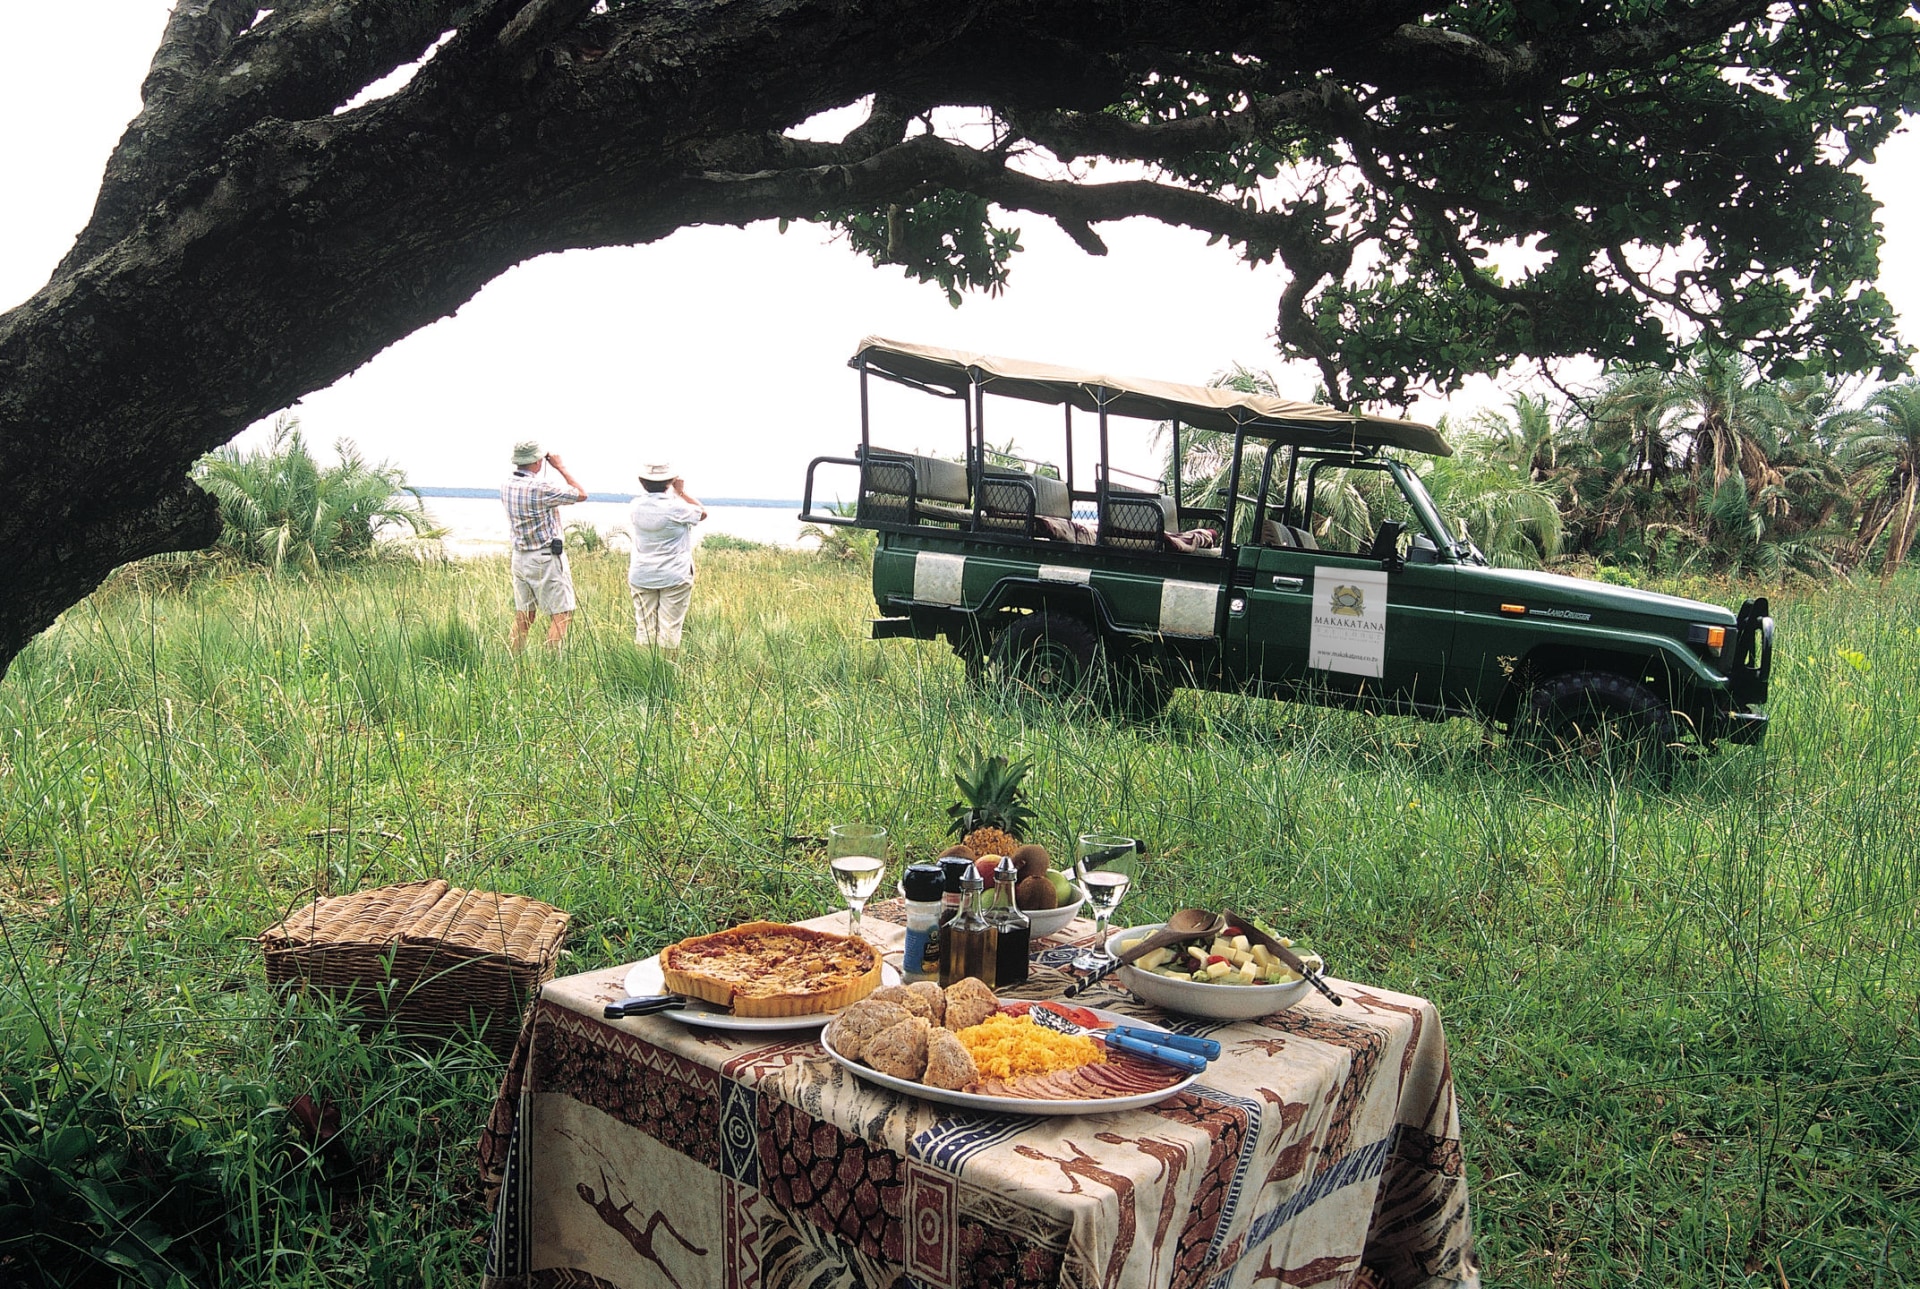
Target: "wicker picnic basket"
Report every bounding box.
[259,879,569,1056]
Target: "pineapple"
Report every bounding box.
[947,750,1038,856]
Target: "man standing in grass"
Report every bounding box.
[502,440,588,652]
[627,463,706,648]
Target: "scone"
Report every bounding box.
[869,984,934,1022]
[922,1026,978,1091]
[864,1017,931,1081]
[906,981,946,1026]
[825,999,912,1063]
[943,977,999,1031]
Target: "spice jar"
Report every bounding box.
[899,863,945,980]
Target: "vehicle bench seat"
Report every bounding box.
[979,464,1071,535]
[858,445,972,525]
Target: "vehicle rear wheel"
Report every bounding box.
[993,611,1099,701]
[1515,670,1676,769]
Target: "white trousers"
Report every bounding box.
[630,581,694,648]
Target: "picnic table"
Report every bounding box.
[480,907,1478,1289]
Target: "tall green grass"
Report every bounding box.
[2,548,1915,1285]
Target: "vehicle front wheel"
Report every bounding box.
[993,611,1099,701]
[1514,669,1676,770]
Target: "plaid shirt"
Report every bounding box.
[501,470,580,550]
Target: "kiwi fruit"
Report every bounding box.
[1011,843,1051,880]
[1014,874,1059,911]
[936,843,977,861]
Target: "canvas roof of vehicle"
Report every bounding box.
[851,337,1451,457]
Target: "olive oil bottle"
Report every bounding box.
[938,864,996,988]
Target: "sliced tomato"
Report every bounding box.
[1037,1000,1107,1029]
[1206,954,1229,965]
[999,1001,1031,1017]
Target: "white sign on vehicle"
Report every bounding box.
[913,551,966,605]
[1308,567,1388,677]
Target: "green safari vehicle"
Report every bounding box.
[800,339,1773,753]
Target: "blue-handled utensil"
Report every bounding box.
[1107,1025,1220,1061]
[1028,1006,1210,1073]
[604,994,687,1019]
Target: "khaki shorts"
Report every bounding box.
[510,547,576,615]
[630,581,694,648]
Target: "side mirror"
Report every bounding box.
[1369,520,1406,570]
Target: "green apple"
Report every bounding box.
[1046,868,1074,904]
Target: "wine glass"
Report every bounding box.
[826,824,888,939]
[1070,833,1141,970]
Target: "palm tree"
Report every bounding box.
[195,417,440,572]
[1468,392,1562,483]
[1566,357,1855,573]
[1841,381,1920,579]
[1423,432,1564,568]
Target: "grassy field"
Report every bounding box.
[2,547,1916,1287]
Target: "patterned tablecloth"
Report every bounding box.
[480,908,1477,1289]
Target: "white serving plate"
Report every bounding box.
[623,955,903,1031]
[818,1006,1199,1115]
[1105,923,1319,1021]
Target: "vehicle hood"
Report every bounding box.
[1455,565,1735,627]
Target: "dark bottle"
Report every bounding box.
[928,855,973,966]
[984,855,1031,987]
[938,864,996,989]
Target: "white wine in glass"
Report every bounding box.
[826,824,888,939]
[1070,833,1140,971]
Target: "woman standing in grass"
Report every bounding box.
[628,462,707,648]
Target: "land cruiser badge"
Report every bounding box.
[1309,568,1389,678]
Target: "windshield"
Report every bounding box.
[1387,461,1480,563]
[1285,456,1470,561]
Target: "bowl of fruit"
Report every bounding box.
[903,844,1087,941]
[1106,922,1321,1020]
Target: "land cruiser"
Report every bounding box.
[800,339,1773,753]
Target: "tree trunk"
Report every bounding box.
[1883,474,1920,582]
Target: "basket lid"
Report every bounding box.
[260,879,569,966]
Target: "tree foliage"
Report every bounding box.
[2,0,1919,669]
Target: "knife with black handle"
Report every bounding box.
[604,994,687,1019]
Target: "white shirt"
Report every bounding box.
[627,491,704,589]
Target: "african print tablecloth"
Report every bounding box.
[479,909,1477,1289]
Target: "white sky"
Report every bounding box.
[4,3,1917,499]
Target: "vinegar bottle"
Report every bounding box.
[984,855,1031,987]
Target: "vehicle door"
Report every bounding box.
[1227,462,1457,709]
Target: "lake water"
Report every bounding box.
[420,496,813,557]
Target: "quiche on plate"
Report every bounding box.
[660,920,883,1017]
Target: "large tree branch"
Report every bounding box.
[1003,90,1336,164]
[64,0,499,272]
[140,0,261,104]
[1363,0,1767,95]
